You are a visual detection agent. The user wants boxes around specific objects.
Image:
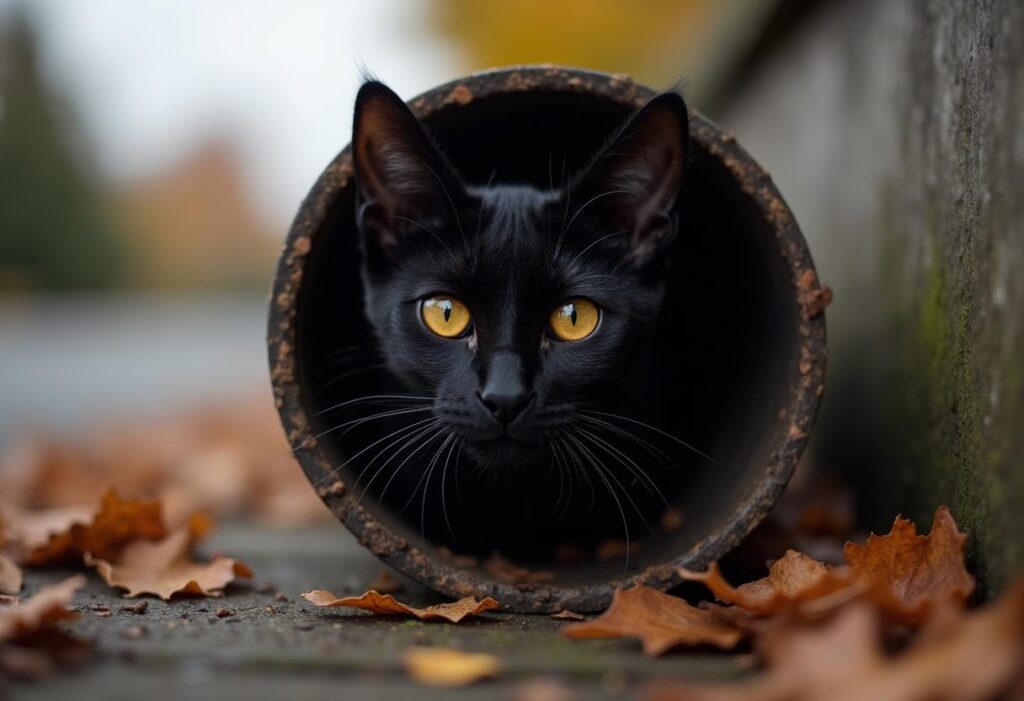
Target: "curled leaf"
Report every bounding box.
[679,550,857,615]
[85,527,252,600]
[843,506,975,624]
[562,585,743,656]
[301,589,499,623]
[402,647,501,687]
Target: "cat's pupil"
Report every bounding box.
[443,302,452,322]
[569,306,578,326]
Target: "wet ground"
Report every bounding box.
[10,522,748,700]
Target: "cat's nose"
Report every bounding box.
[478,351,532,426]
[478,388,532,425]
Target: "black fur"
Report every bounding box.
[346,80,691,556]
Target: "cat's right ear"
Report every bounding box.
[352,81,464,255]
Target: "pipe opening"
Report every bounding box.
[293,84,802,591]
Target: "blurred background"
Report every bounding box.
[1,0,1021,589]
[0,0,747,442]
[0,0,764,529]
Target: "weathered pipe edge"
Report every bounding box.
[267,66,828,613]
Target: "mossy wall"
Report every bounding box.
[717,0,1023,596]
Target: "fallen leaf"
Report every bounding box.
[550,609,586,621]
[562,585,743,656]
[402,647,501,687]
[0,576,83,643]
[0,399,328,529]
[843,506,975,624]
[4,489,166,566]
[679,550,857,616]
[644,577,1024,701]
[85,527,252,600]
[301,589,499,623]
[681,508,974,625]
[0,553,22,595]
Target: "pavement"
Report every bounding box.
[7,522,748,700]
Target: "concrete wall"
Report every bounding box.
[716,0,1023,595]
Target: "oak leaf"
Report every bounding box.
[562,585,743,656]
[3,489,166,566]
[644,577,1024,701]
[402,647,501,687]
[679,550,858,616]
[843,506,974,624]
[85,527,252,600]
[301,589,499,623]
[681,508,974,625]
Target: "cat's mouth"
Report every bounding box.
[461,433,546,472]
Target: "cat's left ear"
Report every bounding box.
[352,81,465,256]
[566,92,689,267]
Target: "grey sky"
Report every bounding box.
[2,0,463,231]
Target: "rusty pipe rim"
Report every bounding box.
[268,65,827,613]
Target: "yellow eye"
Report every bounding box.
[549,298,600,341]
[421,296,471,338]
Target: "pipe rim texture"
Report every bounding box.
[268,66,828,613]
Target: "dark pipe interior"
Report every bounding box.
[296,90,798,585]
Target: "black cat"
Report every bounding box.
[338,80,696,561]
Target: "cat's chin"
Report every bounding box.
[461,437,546,475]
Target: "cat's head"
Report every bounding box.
[351,81,688,472]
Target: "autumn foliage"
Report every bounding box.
[302,589,499,623]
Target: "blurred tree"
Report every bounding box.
[428,0,722,87]
[0,9,125,291]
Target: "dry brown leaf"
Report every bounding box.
[85,527,252,600]
[0,553,23,595]
[550,609,586,621]
[302,589,499,623]
[562,585,743,656]
[0,399,327,528]
[680,550,857,616]
[644,577,1024,701]
[843,506,975,624]
[402,646,501,687]
[0,576,83,643]
[4,488,166,566]
[681,508,974,625]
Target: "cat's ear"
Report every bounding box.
[566,92,688,267]
[352,81,464,254]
